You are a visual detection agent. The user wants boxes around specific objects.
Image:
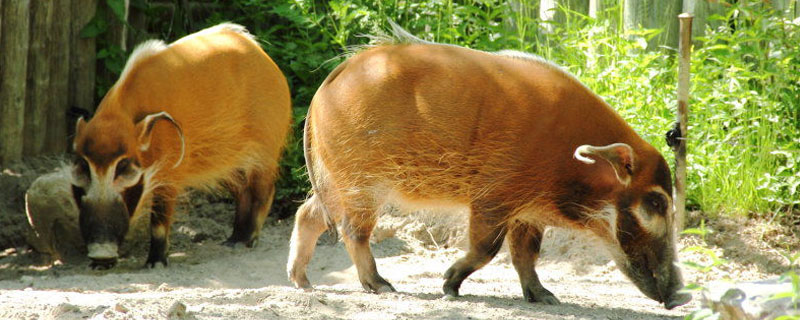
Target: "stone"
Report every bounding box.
[702,277,800,319]
[24,166,84,263]
[114,303,129,313]
[166,301,187,318]
[48,303,81,318]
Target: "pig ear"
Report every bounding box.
[574,143,635,186]
[135,111,185,169]
[73,117,88,151]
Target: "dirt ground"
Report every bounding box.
[0,159,797,319]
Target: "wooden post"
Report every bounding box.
[675,13,693,231]
[69,0,98,116]
[24,1,54,157]
[46,0,72,153]
[0,0,31,165]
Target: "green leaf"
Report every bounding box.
[106,0,127,22]
[79,14,108,38]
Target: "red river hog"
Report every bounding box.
[287,24,692,309]
[71,23,291,269]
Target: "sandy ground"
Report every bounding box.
[1,189,796,320]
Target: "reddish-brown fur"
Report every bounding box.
[72,23,291,268]
[288,26,689,309]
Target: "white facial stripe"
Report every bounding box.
[637,206,667,237]
[84,157,143,203]
[85,161,119,204]
[633,186,672,237]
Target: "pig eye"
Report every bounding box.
[114,158,134,179]
[73,156,90,179]
[651,199,660,209]
[645,193,667,213]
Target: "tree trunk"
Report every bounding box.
[69,0,98,137]
[46,0,72,154]
[624,0,682,50]
[23,1,54,156]
[0,1,31,165]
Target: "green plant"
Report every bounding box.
[680,220,729,320]
[767,251,800,319]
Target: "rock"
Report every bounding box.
[166,301,187,318]
[702,277,800,319]
[24,167,150,264]
[24,167,84,263]
[114,303,129,313]
[48,303,81,318]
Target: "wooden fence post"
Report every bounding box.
[46,0,72,153]
[675,13,693,232]
[0,0,31,165]
[23,1,54,157]
[69,0,98,121]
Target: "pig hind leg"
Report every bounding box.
[507,222,560,304]
[146,186,177,268]
[287,194,328,289]
[443,201,508,297]
[339,193,395,293]
[225,169,276,247]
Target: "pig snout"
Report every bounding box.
[87,242,119,269]
[665,291,692,310]
[76,194,130,269]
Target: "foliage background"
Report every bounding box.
[89,0,799,221]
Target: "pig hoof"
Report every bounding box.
[535,295,561,305]
[524,288,560,305]
[665,292,691,309]
[145,257,168,269]
[89,259,117,270]
[363,283,396,294]
[375,285,396,293]
[222,238,253,249]
[362,276,396,294]
[442,294,458,301]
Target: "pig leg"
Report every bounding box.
[225,170,276,247]
[146,187,176,268]
[339,196,395,293]
[507,223,560,304]
[443,203,508,298]
[287,194,328,289]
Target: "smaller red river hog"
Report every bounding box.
[287,23,691,309]
[71,23,291,269]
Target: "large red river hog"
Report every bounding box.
[71,23,291,269]
[287,24,691,310]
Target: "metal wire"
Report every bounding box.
[641,133,800,154]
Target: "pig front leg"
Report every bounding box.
[146,187,175,268]
[507,222,560,304]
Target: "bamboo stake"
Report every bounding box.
[675,13,693,231]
